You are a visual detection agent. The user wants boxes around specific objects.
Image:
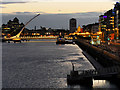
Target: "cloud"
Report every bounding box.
[35,0,119,2]
[0,1,29,4]
[0,6,6,8]
[58,10,62,12]
[52,12,101,18]
[11,11,101,17]
[2,11,100,29]
[112,0,120,1]
[37,0,54,1]
[0,0,115,3]
[12,11,46,15]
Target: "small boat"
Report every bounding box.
[65,39,75,44]
[56,36,65,44]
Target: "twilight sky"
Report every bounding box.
[1,0,120,29]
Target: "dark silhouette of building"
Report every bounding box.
[82,23,99,34]
[114,2,120,39]
[98,2,120,41]
[99,9,115,41]
[69,18,77,33]
[20,27,69,36]
[2,17,24,36]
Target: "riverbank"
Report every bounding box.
[76,37,120,67]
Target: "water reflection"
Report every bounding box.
[2,40,120,89]
[93,80,119,89]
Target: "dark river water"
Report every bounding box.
[2,39,119,89]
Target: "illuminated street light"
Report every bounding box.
[116,10,119,39]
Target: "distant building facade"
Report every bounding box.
[98,2,120,41]
[69,18,77,33]
[114,2,120,39]
[91,23,99,34]
[82,23,99,34]
[2,17,24,36]
[2,17,69,37]
[99,9,115,41]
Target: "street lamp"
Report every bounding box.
[116,10,119,40]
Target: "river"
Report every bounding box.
[2,39,119,89]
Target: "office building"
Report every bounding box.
[69,18,77,33]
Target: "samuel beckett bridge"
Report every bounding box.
[2,14,57,43]
[2,14,40,43]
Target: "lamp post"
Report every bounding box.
[116,10,119,40]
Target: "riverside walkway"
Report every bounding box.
[83,51,103,70]
[67,37,120,85]
[67,50,120,85]
[76,37,120,65]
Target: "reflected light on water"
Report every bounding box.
[93,80,106,88]
[93,80,117,88]
[2,40,119,88]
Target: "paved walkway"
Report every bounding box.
[82,51,120,75]
[82,51,104,70]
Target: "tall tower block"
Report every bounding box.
[69,18,77,33]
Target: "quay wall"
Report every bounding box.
[76,37,120,67]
